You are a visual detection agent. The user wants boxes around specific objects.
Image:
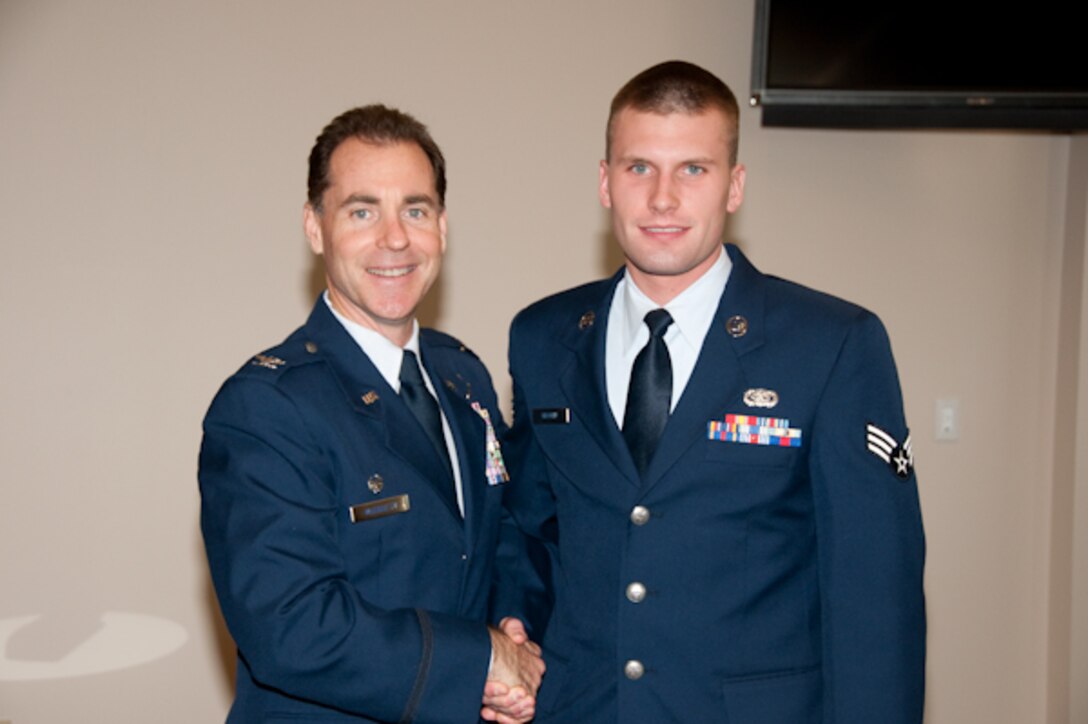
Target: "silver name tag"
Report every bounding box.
[350,494,411,523]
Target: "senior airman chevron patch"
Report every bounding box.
[866,422,914,479]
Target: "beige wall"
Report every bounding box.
[0,1,1084,722]
[1062,137,1088,724]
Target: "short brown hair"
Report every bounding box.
[606,60,740,165]
[307,104,447,211]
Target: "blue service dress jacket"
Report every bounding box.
[496,244,926,723]
[199,299,509,723]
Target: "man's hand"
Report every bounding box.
[481,617,545,723]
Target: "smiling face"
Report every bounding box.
[600,107,745,304]
[304,137,446,346]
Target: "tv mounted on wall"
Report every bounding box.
[749,0,1088,130]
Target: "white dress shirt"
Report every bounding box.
[324,293,465,515]
[605,247,732,427]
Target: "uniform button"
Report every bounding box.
[630,505,650,526]
[625,582,647,603]
[624,659,645,680]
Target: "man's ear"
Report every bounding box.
[303,202,324,255]
[726,164,746,213]
[598,160,613,209]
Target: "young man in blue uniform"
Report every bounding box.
[200,105,542,723]
[498,61,926,722]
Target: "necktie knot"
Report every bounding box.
[645,309,673,338]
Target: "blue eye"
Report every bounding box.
[630,163,649,175]
[351,208,372,220]
[685,164,706,175]
[406,207,427,220]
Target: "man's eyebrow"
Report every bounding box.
[340,194,379,208]
[337,192,439,210]
[614,155,719,166]
[404,194,438,206]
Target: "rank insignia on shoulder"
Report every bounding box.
[250,354,286,370]
[866,423,914,479]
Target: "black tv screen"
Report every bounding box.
[750,0,1088,130]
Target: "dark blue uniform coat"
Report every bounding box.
[498,244,926,723]
[200,300,508,723]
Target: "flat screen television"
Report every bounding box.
[749,0,1088,130]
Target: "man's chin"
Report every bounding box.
[626,256,697,279]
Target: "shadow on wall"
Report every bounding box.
[0,611,189,682]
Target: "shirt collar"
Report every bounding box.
[323,291,419,392]
[618,245,732,355]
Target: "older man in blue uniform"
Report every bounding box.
[200,105,542,723]
[497,61,926,722]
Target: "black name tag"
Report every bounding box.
[532,408,571,425]
[350,494,411,523]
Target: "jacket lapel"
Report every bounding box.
[303,301,461,519]
[641,245,767,491]
[557,273,642,487]
[424,345,490,536]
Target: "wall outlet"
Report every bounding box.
[935,398,960,441]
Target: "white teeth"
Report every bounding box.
[646,227,683,233]
[369,266,412,278]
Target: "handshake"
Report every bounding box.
[482,617,547,723]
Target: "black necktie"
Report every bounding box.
[399,350,454,485]
[622,309,673,477]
